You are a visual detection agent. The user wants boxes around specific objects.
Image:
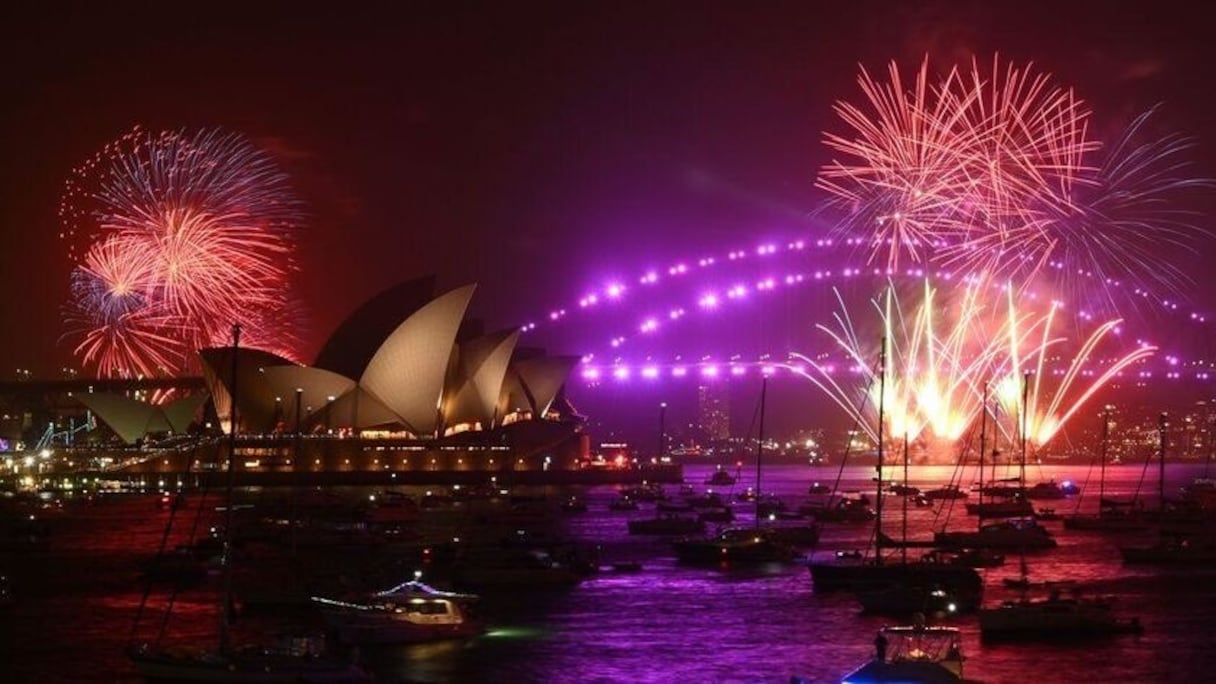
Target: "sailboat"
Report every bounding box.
[672,377,811,565]
[127,325,369,683]
[808,336,982,611]
[1120,413,1216,564]
[979,587,1142,640]
[934,374,1056,551]
[965,389,1033,519]
[1063,405,1149,532]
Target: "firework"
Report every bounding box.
[787,277,1156,460]
[61,126,303,378]
[819,55,1204,290]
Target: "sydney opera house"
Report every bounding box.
[52,276,592,483]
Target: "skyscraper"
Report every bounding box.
[697,383,730,441]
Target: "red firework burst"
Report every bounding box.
[61,126,304,378]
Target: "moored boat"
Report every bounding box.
[672,527,799,565]
[934,517,1057,550]
[979,590,1142,640]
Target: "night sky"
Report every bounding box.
[4,1,1216,441]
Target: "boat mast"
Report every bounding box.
[979,382,987,531]
[1020,371,1029,496]
[875,335,886,565]
[1158,412,1168,513]
[755,376,766,530]
[1100,405,1110,507]
[220,323,240,654]
[902,431,908,565]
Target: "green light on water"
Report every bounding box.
[482,627,545,639]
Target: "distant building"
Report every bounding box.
[697,383,730,441]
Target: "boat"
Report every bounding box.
[965,496,1034,518]
[921,484,968,501]
[810,337,982,611]
[1118,415,1216,564]
[127,325,369,683]
[837,622,965,684]
[1033,507,1060,521]
[1062,499,1150,531]
[979,589,1142,640]
[1024,479,1080,500]
[1062,413,1148,532]
[312,576,482,645]
[1120,533,1216,564]
[800,494,875,522]
[886,482,920,497]
[936,382,1056,551]
[706,466,737,486]
[607,496,639,511]
[919,548,1005,569]
[934,517,1057,550]
[672,527,799,565]
[671,378,805,565]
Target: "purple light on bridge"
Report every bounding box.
[699,293,719,309]
[641,366,660,379]
[640,318,658,333]
[702,365,719,378]
[672,366,688,377]
[730,365,746,376]
[640,271,659,284]
[581,367,600,381]
[606,283,625,299]
[613,366,630,380]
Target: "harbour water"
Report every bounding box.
[2,462,1215,682]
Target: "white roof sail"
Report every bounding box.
[445,329,520,428]
[198,347,293,433]
[161,392,209,434]
[496,368,531,419]
[318,385,405,431]
[260,366,357,429]
[360,284,476,436]
[75,392,163,445]
[514,356,579,418]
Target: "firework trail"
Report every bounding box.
[60,126,303,378]
[819,55,1206,293]
[787,277,1156,460]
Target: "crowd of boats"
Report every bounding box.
[5,458,1215,682]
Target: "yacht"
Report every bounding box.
[979,590,1142,640]
[313,578,482,645]
[836,623,965,684]
[934,517,1057,550]
[922,484,968,501]
[671,527,799,566]
[1120,534,1216,564]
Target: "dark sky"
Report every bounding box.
[3,1,1216,438]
